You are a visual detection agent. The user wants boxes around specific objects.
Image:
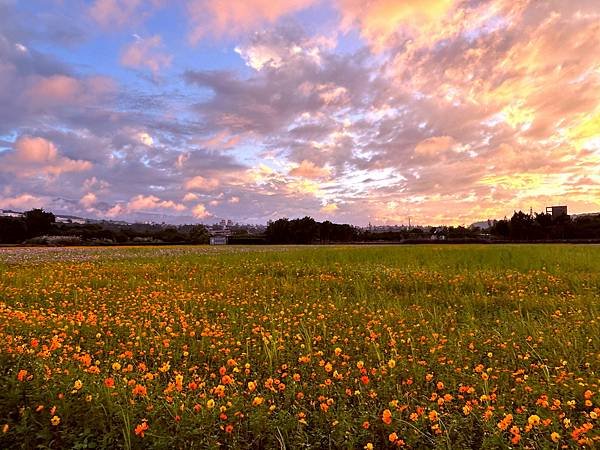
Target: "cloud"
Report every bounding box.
[120,35,171,74]
[192,203,210,219]
[0,136,92,178]
[186,0,318,43]
[3,1,600,226]
[184,176,220,191]
[289,160,331,179]
[337,0,458,50]
[79,192,98,209]
[0,194,44,210]
[89,0,164,29]
[320,203,338,214]
[182,192,199,202]
[127,194,186,212]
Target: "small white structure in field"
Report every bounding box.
[210,236,228,245]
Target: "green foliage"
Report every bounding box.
[0,245,598,448]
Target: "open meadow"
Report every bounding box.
[0,245,598,449]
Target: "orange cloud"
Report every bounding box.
[192,203,210,219]
[338,0,458,50]
[289,160,331,179]
[187,0,318,43]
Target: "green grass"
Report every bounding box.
[0,245,598,448]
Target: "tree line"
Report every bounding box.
[3,208,600,246]
[0,209,210,245]
[489,210,600,240]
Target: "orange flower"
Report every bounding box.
[225,424,234,433]
[17,370,28,382]
[134,421,149,437]
[132,384,147,396]
[389,432,398,443]
[382,409,392,425]
[104,377,115,388]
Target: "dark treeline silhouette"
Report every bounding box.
[3,208,600,246]
[490,210,600,240]
[266,217,357,244]
[0,209,210,245]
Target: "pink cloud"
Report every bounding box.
[0,137,92,178]
[89,0,164,28]
[185,176,220,191]
[79,192,98,209]
[120,35,172,74]
[127,195,186,212]
[25,75,115,110]
[187,0,318,43]
[0,194,44,210]
[182,192,199,202]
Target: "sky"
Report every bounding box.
[1,0,599,226]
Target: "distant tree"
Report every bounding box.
[491,219,510,238]
[509,211,535,240]
[189,225,209,244]
[24,209,55,237]
[0,217,28,243]
[266,218,291,244]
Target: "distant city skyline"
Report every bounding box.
[1,1,599,225]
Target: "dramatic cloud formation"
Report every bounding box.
[1,0,599,224]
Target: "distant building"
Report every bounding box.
[0,210,24,218]
[210,235,228,245]
[546,205,568,219]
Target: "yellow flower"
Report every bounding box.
[551,432,560,443]
[364,443,374,450]
[73,379,83,390]
[50,415,60,426]
[387,359,396,369]
[247,381,256,392]
[206,399,215,409]
[112,362,121,371]
[527,415,540,426]
[252,396,264,406]
[334,347,342,356]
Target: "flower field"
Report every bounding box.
[0,245,599,449]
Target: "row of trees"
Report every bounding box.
[0,209,210,245]
[266,217,357,244]
[489,210,600,240]
[4,208,600,246]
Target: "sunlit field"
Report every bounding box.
[1,245,599,449]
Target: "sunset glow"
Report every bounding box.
[1,0,599,224]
